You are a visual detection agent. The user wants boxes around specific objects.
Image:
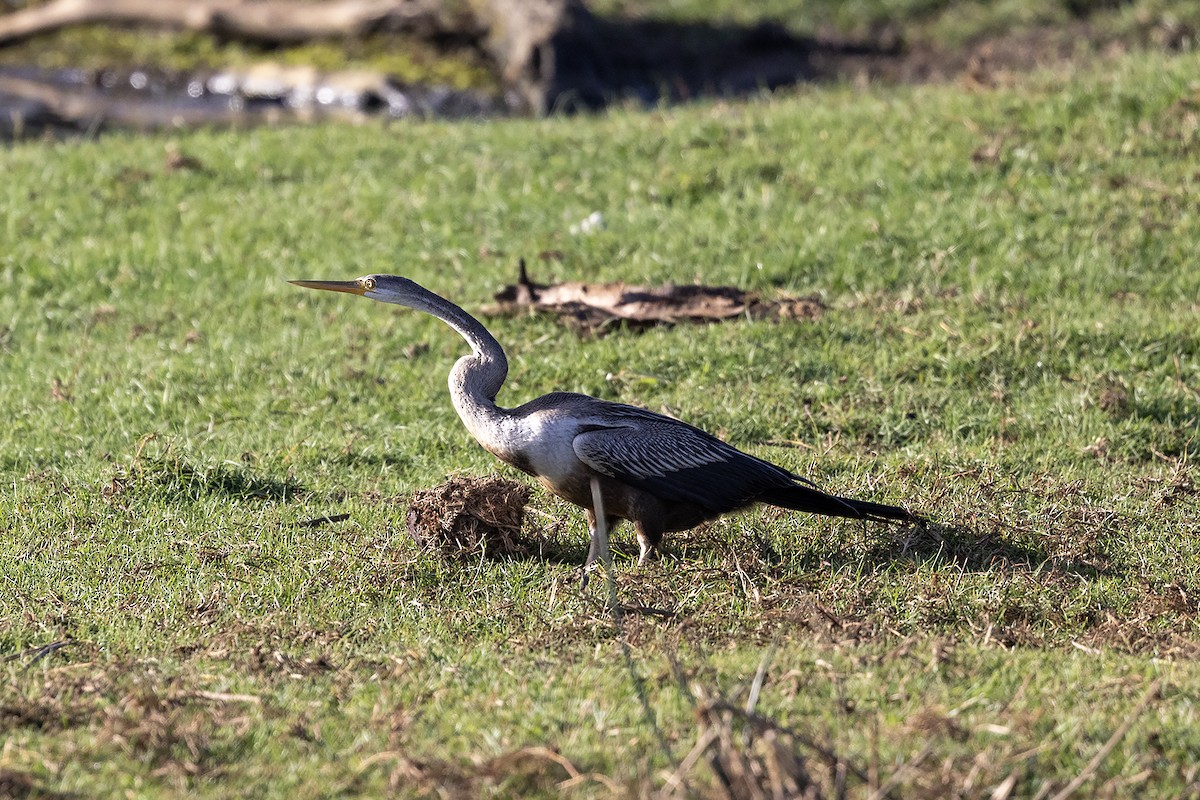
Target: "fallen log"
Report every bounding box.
[0,0,563,111]
[0,0,473,46]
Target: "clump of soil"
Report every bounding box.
[406,475,532,560]
[0,770,39,798]
[1096,376,1132,417]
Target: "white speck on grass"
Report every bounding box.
[570,211,605,235]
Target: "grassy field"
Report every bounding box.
[3,44,1200,797]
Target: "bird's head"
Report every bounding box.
[290,274,421,305]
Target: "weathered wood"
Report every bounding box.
[476,0,569,109]
[0,0,473,46]
[0,0,565,110]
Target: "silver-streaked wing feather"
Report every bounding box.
[571,407,800,512]
[573,419,730,479]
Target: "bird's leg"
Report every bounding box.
[637,541,653,565]
[634,521,664,566]
[580,508,620,592]
[636,538,656,565]
[581,509,600,591]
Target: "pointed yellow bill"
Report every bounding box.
[289,279,366,295]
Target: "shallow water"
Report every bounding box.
[0,64,513,141]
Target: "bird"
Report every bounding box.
[291,274,916,579]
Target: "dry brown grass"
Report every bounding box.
[405,474,533,560]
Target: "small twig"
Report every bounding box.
[661,726,721,797]
[556,771,624,793]
[617,604,676,619]
[3,640,73,669]
[745,645,775,716]
[1048,678,1163,800]
[495,745,622,793]
[761,438,816,451]
[991,772,1018,800]
[191,690,262,704]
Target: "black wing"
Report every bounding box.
[571,414,800,514]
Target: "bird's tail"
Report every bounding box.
[759,483,916,523]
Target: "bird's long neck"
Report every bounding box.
[403,285,516,447]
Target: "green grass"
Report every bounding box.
[2,48,1200,797]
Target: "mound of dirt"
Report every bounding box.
[405,475,532,560]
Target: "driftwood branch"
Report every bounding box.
[0,0,565,111]
[0,0,474,47]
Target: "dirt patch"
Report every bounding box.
[0,768,74,800]
[406,474,534,560]
[1095,375,1133,418]
[359,744,626,796]
[96,686,255,778]
[2,659,265,782]
[0,655,112,736]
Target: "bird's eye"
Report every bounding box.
[361,277,376,291]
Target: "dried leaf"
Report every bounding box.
[486,260,824,333]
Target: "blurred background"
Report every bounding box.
[1,0,1197,139]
